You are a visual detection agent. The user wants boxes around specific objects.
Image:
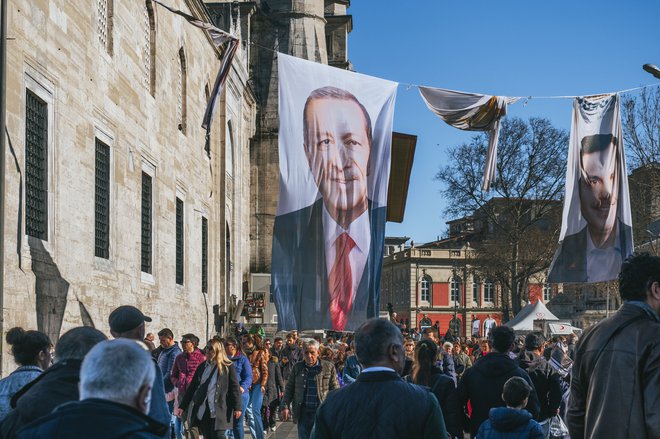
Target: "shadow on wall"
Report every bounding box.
[28,237,70,343]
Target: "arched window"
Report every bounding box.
[420,276,431,302]
[450,276,462,304]
[484,279,495,305]
[144,1,156,95]
[178,47,187,134]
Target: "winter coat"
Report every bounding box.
[280,344,303,381]
[228,353,252,394]
[453,352,473,378]
[178,361,242,432]
[476,407,544,439]
[0,366,42,422]
[0,360,82,439]
[171,349,206,396]
[518,351,562,421]
[405,367,462,438]
[157,343,182,393]
[16,399,165,439]
[263,357,284,405]
[458,352,540,436]
[311,370,447,439]
[567,302,660,439]
[246,349,268,388]
[340,355,361,385]
[281,360,339,423]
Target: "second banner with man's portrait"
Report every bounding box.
[272,53,398,331]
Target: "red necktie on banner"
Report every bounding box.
[328,233,356,331]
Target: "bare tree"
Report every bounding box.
[622,87,660,168]
[436,117,568,319]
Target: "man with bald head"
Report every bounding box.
[549,133,633,283]
[272,86,387,331]
[310,318,447,438]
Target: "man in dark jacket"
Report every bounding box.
[0,327,107,439]
[280,333,303,383]
[458,326,540,437]
[310,318,448,439]
[567,253,660,439]
[17,339,165,439]
[518,332,562,437]
[280,339,339,439]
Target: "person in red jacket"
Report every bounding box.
[171,333,206,438]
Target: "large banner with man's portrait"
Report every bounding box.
[548,94,633,283]
[272,53,397,331]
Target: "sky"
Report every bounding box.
[347,0,660,244]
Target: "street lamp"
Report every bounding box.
[643,64,660,79]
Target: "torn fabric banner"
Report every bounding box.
[152,0,239,154]
[548,94,633,284]
[418,86,517,191]
[272,53,397,332]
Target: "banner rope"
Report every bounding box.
[248,41,660,100]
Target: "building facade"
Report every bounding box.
[1,0,256,374]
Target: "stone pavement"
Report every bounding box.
[244,421,298,439]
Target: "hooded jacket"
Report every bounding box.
[476,407,544,439]
[458,352,540,435]
[518,351,562,421]
[16,399,165,439]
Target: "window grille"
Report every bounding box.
[141,172,152,273]
[176,198,184,284]
[25,90,48,240]
[202,217,208,293]
[543,284,552,302]
[472,279,480,304]
[450,277,461,303]
[94,139,110,258]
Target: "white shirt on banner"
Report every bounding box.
[323,205,371,303]
[586,228,622,283]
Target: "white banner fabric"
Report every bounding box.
[272,53,397,331]
[548,94,633,283]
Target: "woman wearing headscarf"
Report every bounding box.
[404,339,463,439]
[177,339,242,439]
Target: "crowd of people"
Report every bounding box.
[0,253,657,438]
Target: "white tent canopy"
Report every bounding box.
[505,300,559,331]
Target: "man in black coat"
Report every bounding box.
[458,326,540,437]
[518,332,562,436]
[310,318,448,439]
[0,327,107,439]
[17,339,166,439]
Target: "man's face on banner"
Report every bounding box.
[304,95,371,225]
[579,136,619,244]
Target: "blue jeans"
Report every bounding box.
[297,408,316,439]
[245,386,264,439]
[227,391,250,439]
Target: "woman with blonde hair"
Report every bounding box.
[177,339,242,439]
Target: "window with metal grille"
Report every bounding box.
[543,283,552,302]
[141,172,152,273]
[472,278,480,304]
[25,90,48,240]
[201,217,208,294]
[176,198,184,285]
[94,138,110,259]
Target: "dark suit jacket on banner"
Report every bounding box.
[548,222,632,283]
[271,199,386,331]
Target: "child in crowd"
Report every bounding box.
[476,377,544,439]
